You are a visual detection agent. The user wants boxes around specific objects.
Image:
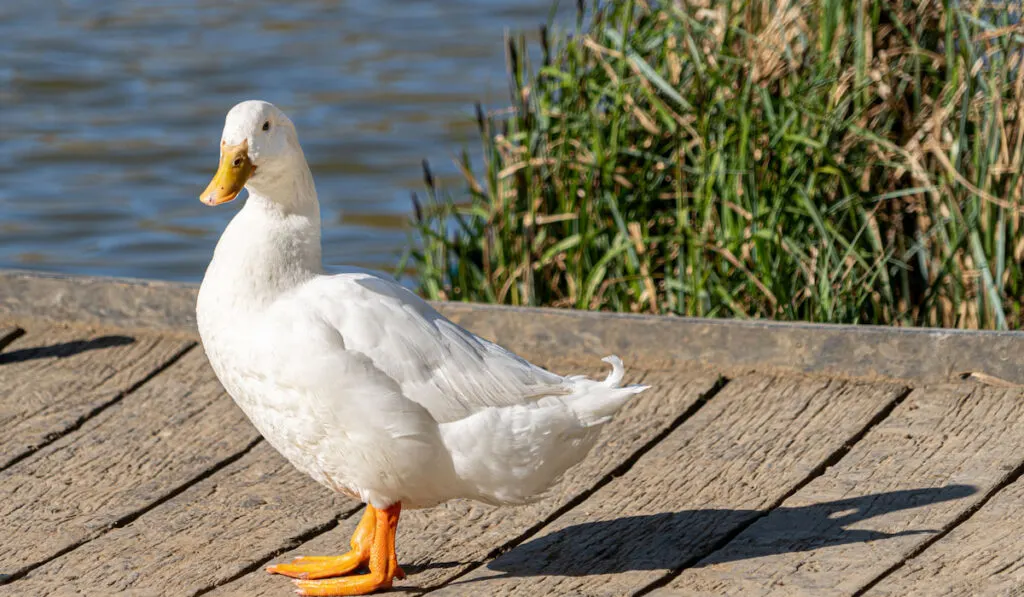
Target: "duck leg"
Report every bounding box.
[385,502,403,580]
[293,503,403,596]
[267,504,403,581]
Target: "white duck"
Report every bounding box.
[196,100,649,596]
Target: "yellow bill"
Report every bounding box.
[200,140,254,206]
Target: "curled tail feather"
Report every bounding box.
[567,355,649,426]
[601,355,626,386]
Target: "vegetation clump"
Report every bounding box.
[407,0,1024,329]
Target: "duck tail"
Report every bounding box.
[438,355,649,505]
[564,355,649,426]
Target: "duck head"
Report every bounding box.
[200,100,308,206]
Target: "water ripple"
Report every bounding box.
[0,0,568,281]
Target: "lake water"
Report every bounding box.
[0,0,566,282]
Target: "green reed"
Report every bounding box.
[403,0,1024,329]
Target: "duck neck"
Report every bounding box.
[202,159,323,309]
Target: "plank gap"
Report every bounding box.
[9,441,359,594]
[633,382,915,597]
[110,435,266,531]
[419,373,731,594]
[0,327,25,351]
[190,504,365,597]
[851,453,1024,597]
[0,341,198,473]
[0,436,264,586]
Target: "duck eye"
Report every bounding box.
[262,121,270,131]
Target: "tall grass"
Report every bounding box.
[405,0,1024,329]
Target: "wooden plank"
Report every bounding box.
[8,442,358,596]
[861,475,1024,597]
[184,367,721,596]
[416,375,907,596]
[657,384,1024,597]
[0,322,194,469]
[9,269,1024,387]
[0,350,263,580]
[0,270,200,337]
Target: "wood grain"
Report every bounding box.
[207,367,721,596]
[658,384,1024,597]
[0,350,261,579]
[424,375,906,596]
[0,321,193,469]
[7,441,357,596]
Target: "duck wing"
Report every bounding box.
[302,269,571,424]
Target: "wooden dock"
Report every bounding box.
[1,269,1022,596]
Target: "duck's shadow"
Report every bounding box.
[470,484,975,579]
[0,335,135,364]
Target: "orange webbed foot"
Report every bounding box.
[277,503,404,595]
[268,506,375,580]
[267,551,366,580]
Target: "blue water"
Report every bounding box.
[0,0,566,281]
